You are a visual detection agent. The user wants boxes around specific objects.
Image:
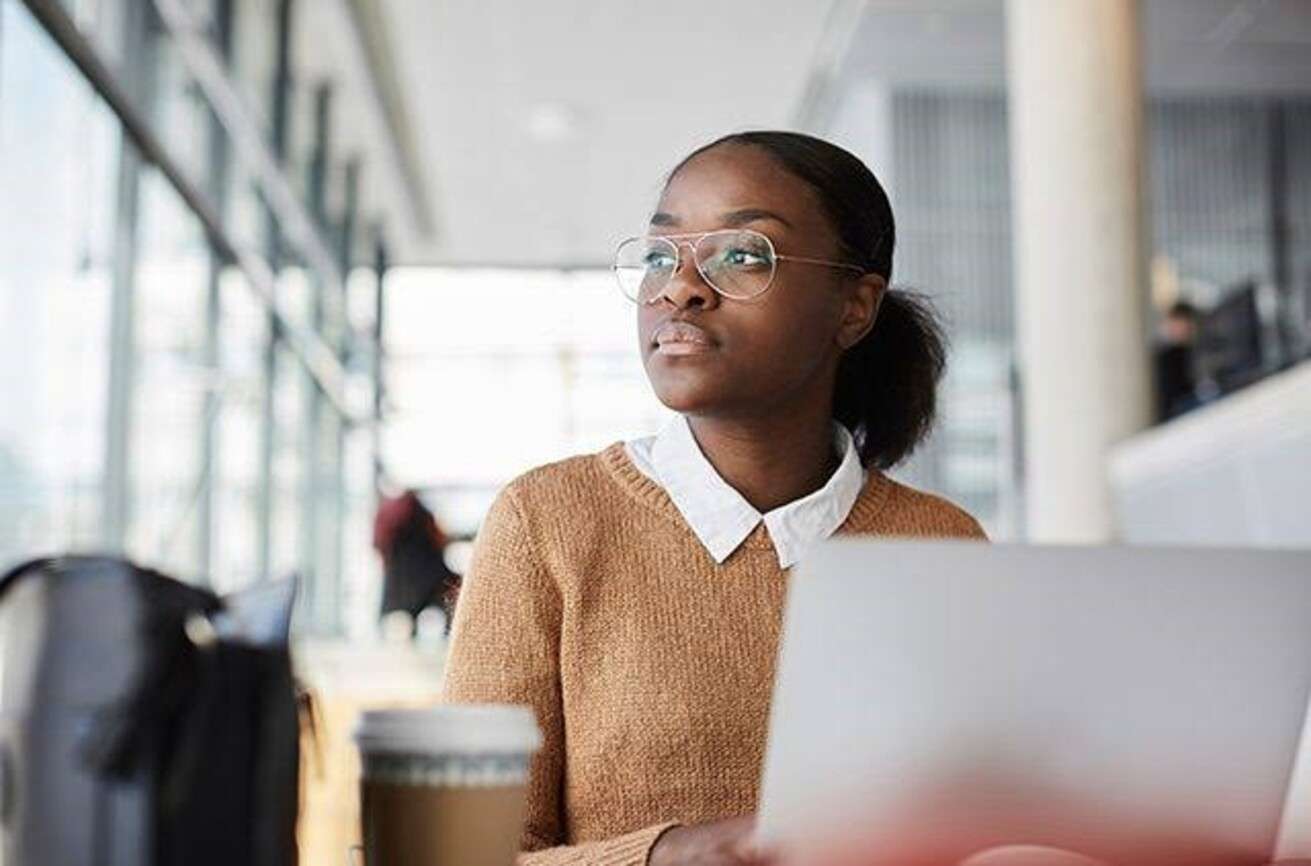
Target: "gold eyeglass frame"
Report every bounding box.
[612,228,867,305]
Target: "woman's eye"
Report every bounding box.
[723,248,768,268]
[643,251,675,269]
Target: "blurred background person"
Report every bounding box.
[372,490,460,635]
[1153,300,1201,421]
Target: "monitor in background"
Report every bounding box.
[1197,281,1265,392]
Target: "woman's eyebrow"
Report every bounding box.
[647,208,794,229]
[721,208,793,229]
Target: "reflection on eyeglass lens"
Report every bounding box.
[614,230,779,302]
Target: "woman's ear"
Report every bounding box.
[836,274,886,350]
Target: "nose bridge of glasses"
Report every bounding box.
[655,237,716,304]
[653,236,701,279]
[666,235,699,265]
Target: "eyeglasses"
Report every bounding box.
[612,228,866,304]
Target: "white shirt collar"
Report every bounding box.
[625,417,867,569]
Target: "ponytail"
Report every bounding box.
[834,290,946,469]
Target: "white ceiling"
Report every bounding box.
[1143,0,1311,93]
[294,2,417,242]
[379,0,1311,268]
[839,0,1311,92]
[380,0,839,268]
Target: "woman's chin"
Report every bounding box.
[649,378,731,416]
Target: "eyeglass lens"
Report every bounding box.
[614,230,776,302]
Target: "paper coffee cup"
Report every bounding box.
[355,704,542,866]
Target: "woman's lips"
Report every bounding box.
[652,321,716,355]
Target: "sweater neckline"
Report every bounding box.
[597,442,896,551]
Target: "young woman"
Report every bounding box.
[442,130,985,866]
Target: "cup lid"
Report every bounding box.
[354,704,542,755]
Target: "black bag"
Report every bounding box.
[0,556,300,866]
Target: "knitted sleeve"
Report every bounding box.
[441,484,676,866]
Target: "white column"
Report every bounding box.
[1006,0,1152,543]
[827,80,897,201]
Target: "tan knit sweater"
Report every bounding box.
[442,443,986,866]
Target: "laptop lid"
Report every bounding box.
[758,541,1311,866]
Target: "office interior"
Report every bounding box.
[1,0,1310,862]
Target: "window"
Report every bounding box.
[382,268,669,537]
[0,0,119,563]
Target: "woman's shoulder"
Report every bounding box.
[475,444,663,567]
[852,473,988,540]
[494,442,651,518]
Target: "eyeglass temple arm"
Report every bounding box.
[775,254,866,274]
[776,224,888,274]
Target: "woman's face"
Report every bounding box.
[638,144,878,421]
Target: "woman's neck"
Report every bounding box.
[686,411,840,514]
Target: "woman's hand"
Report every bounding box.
[649,816,776,866]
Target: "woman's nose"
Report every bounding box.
[658,246,719,310]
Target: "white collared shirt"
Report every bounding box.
[625,417,868,569]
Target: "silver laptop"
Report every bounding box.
[758,541,1311,866]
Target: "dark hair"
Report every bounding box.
[670,130,946,470]
[1167,300,1200,320]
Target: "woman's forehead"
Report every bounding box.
[653,145,829,234]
